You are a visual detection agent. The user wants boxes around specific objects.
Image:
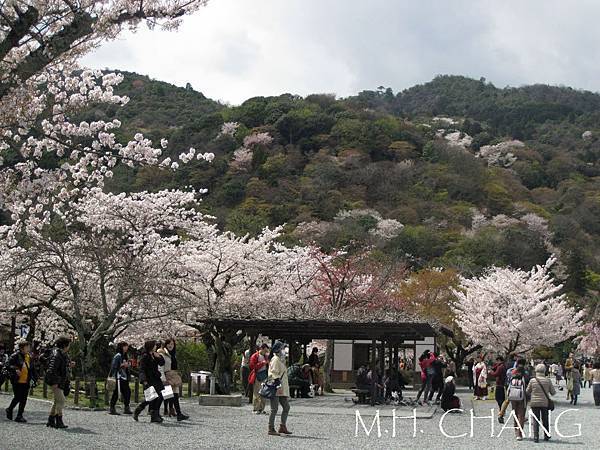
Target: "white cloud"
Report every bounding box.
[82,0,600,104]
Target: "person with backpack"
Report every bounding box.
[108,341,132,415]
[526,363,556,443]
[5,339,37,423]
[591,361,600,407]
[498,356,522,424]
[249,343,270,414]
[44,336,73,429]
[506,360,527,441]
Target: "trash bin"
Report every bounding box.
[191,371,212,394]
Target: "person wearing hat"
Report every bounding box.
[526,363,556,443]
[249,343,270,414]
[267,340,291,436]
[5,339,36,423]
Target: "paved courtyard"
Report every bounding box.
[1,385,598,449]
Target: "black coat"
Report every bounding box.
[141,352,164,390]
[8,351,37,384]
[44,349,70,388]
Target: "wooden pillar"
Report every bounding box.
[393,345,399,370]
[379,341,385,373]
[9,315,16,352]
[370,339,376,369]
[249,334,258,353]
[74,379,80,405]
[303,343,308,364]
[388,342,393,370]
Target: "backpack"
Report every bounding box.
[507,379,524,401]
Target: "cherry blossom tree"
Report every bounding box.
[0,187,217,377]
[311,249,406,390]
[452,257,584,356]
[0,1,211,234]
[166,227,318,393]
[578,322,600,356]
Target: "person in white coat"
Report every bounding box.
[267,341,292,436]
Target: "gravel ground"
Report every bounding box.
[0,385,598,449]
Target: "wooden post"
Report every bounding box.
[388,342,393,370]
[74,379,80,405]
[187,377,192,398]
[302,343,308,364]
[103,382,109,405]
[379,341,385,373]
[393,345,399,370]
[42,380,48,398]
[134,378,140,403]
[178,383,183,397]
[90,380,97,408]
[370,339,377,407]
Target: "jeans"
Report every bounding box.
[50,385,66,416]
[495,385,506,409]
[593,384,600,406]
[8,382,29,417]
[510,400,526,437]
[416,374,433,401]
[110,379,131,408]
[530,407,550,440]
[269,396,290,428]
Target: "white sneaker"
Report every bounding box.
[516,436,523,441]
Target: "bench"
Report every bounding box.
[351,388,371,404]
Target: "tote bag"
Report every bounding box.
[161,385,175,400]
[144,385,159,402]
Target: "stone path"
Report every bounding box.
[0,385,598,449]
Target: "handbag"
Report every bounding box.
[259,379,281,399]
[165,370,182,389]
[63,380,71,397]
[144,385,159,402]
[535,377,555,411]
[161,384,174,400]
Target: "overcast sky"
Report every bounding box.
[82,0,600,105]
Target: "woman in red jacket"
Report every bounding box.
[249,343,270,414]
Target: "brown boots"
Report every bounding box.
[268,424,292,436]
[278,424,292,435]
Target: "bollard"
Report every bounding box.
[209,375,216,395]
[74,379,80,406]
[178,383,183,397]
[187,378,192,398]
[43,381,48,398]
[134,378,139,403]
[104,382,109,405]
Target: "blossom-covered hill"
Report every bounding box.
[88,72,600,304]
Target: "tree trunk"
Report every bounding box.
[323,339,334,393]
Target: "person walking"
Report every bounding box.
[526,363,556,443]
[591,361,600,406]
[267,341,291,436]
[139,340,165,424]
[473,354,488,400]
[249,343,270,414]
[158,338,189,421]
[570,363,581,405]
[583,363,592,388]
[108,341,132,415]
[466,358,474,391]
[490,356,507,410]
[5,339,36,423]
[44,336,73,429]
[507,361,527,441]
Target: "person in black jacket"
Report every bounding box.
[44,336,73,429]
[5,339,36,423]
[108,341,132,415]
[137,340,165,424]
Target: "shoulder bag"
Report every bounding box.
[535,377,554,411]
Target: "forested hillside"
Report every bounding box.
[87,72,600,306]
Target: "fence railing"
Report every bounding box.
[3,376,203,408]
